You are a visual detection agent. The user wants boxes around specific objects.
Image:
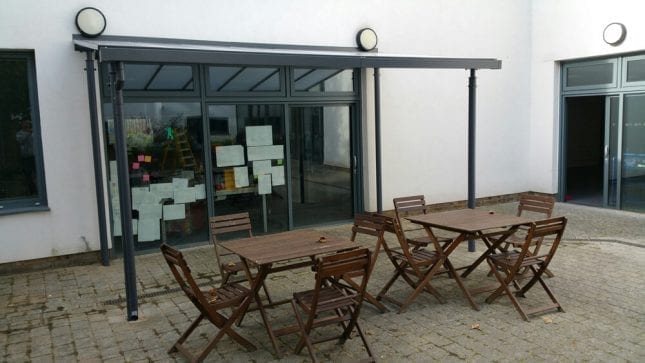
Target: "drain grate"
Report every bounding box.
[102,279,221,306]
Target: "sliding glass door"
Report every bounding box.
[290,105,354,227]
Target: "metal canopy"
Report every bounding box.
[75,34,502,321]
[73,35,501,70]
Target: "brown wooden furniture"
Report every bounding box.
[376,215,447,313]
[219,230,358,357]
[209,213,272,303]
[393,195,452,248]
[486,217,567,321]
[160,243,255,362]
[291,248,375,362]
[502,194,556,277]
[407,209,532,310]
[344,213,390,313]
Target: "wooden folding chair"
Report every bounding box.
[501,193,556,277]
[485,217,567,321]
[376,215,447,313]
[290,248,375,363]
[393,195,452,248]
[209,212,272,303]
[160,244,255,362]
[342,213,390,313]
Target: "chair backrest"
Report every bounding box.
[160,244,218,316]
[209,212,253,271]
[514,217,567,273]
[393,195,428,219]
[310,248,371,314]
[350,214,389,276]
[517,194,555,218]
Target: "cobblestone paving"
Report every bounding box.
[1,203,644,362]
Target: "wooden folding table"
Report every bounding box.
[407,209,532,310]
[220,229,358,357]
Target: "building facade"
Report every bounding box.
[1,0,644,265]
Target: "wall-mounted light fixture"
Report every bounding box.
[356,28,378,51]
[75,7,107,38]
[603,22,626,46]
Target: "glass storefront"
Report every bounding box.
[102,64,360,251]
[562,55,645,212]
[103,102,207,251]
[209,104,288,233]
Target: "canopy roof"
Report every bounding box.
[73,34,501,70]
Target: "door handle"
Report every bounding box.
[603,145,609,159]
[353,155,358,174]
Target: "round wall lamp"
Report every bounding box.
[356,28,378,51]
[603,22,626,46]
[75,7,107,38]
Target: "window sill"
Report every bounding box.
[0,205,50,216]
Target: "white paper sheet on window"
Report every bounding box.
[215,145,245,167]
[194,184,206,199]
[234,166,250,187]
[258,174,272,195]
[113,219,138,237]
[138,204,162,220]
[172,177,189,189]
[245,125,273,146]
[131,186,150,208]
[137,219,160,242]
[271,166,285,186]
[163,204,186,221]
[247,145,284,161]
[174,187,196,203]
[252,160,271,177]
[150,183,173,199]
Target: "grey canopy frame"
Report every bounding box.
[74,34,501,320]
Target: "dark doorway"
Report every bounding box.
[564,96,606,206]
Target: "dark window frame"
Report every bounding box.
[0,51,48,214]
[100,62,200,98]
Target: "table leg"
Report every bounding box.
[461,227,518,278]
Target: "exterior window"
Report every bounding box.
[623,55,645,86]
[207,66,283,95]
[563,60,617,90]
[103,102,207,250]
[0,52,47,213]
[292,68,355,94]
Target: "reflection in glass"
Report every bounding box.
[626,58,645,83]
[209,66,281,92]
[291,106,353,227]
[209,104,287,233]
[621,94,645,211]
[294,68,354,92]
[566,63,614,87]
[0,57,38,200]
[103,102,207,250]
[123,64,194,91]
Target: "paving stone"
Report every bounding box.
[0,202,644,361]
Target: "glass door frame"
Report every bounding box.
[603,95,622,208]
[285,102,362,229]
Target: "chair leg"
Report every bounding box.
[169,314,204,353]
[376,266,404,300]
[291,300,317,362]
[486,260,529,321]
[351,320,376,362]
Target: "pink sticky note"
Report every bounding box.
[138,154,145,162]
[132,162,140,170]
[142,174,150,182]
[144,155,152,163]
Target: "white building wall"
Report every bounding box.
[4,0,633,263]
[529,0,645,192]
